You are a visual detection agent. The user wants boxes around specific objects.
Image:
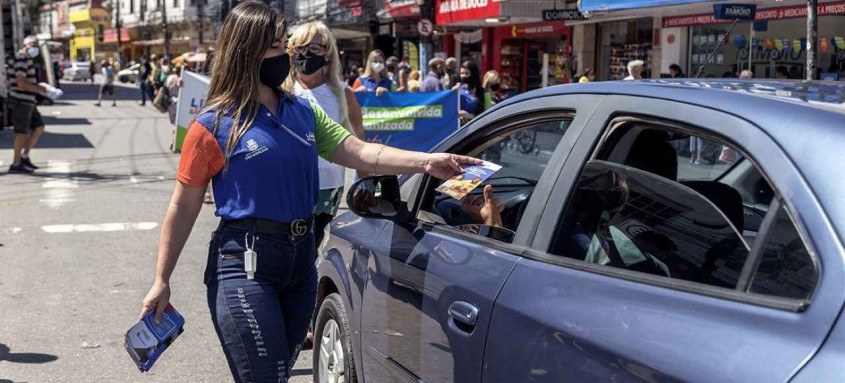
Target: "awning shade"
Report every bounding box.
[578,0,712,12]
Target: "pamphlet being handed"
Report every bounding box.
[436,160,502,200]
[124,304,185,372]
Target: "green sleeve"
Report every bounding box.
[311,101,352,161]
[484,92,493,111]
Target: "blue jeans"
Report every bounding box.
[204,225,318,383]
[139,81,154,103]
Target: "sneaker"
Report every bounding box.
[94,102,101,107]
[8,163,34,174]
[20,156,39,170]
[112,102,117,107]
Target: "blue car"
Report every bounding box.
[313,80,845,383]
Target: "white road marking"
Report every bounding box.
[39,160,77,209]
[42,222,159,233]
[3,227,22,234]
[130,176,139,184]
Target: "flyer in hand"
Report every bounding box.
[124,304,185,372]
[436,160,502,200]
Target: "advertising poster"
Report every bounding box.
[355,90,459,152]
[172,70,210,152]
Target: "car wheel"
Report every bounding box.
[313,293,357,383]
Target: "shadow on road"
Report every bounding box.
[0,131,94,150]
[53,81,144,102]
[41,117,92,126]
[0,343,58,364]
[290,368,311,377]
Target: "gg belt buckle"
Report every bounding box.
[291,219,308,237]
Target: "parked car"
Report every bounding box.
[117,63,141,83]
[314,80,845,382]
[62,61,91,81]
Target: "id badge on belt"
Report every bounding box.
[244,233,257,280]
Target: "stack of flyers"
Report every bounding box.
[436,161,502,200]
[124,304,185,372]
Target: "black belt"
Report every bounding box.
[219,217,314,237]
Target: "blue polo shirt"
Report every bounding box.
[177,93,352,223]
[356,75,395,92]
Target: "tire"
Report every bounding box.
[313,293,358,383]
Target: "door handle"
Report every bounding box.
[448,301,479,327]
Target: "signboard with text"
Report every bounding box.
[664,1,845,27]
[713,4,756,20]
[542,9,585,21]
[498,21,569,39]
[173,71,210,152]
[356,91,459,152]
[435,0,500,25]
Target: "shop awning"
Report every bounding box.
[578,0,711,12]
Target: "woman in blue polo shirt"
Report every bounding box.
[453,60,486,125]
[352,49,395,96]
[138,2,478,382]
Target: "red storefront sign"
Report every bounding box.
[386,0,421,18]
[499,21,568,39]
[663,1,845,27]
[103,28,131,43]
[435,0,500,25]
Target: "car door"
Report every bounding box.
[357,95,606,383]
[483,96,843,382]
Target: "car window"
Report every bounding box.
[549,123,816,299]
[750,205,817,300]
[419,118,570,235]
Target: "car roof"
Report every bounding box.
[502,79,845,240]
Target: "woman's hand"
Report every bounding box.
[461,185,504,227]
[355,86,368,93]
[375,86,389,96]
[452,83,462,91]
[424,153,482,180]
[140,280,171,324]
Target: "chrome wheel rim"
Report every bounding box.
[319,319,346,383]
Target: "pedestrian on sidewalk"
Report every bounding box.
[138,56,153,105]
[624,60,644,80]
[6,36,48,174]
[420,57,445,92]
[89,58,97,85]
[352,49,395,96]
[139,3,479,381]
[95,58,117,107]
[454,60,486,124]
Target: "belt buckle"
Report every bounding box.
[291,219,308,237]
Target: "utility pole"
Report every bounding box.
[806,0,817,80]
[115,0,123,67]
[197,0,203,48]
[161,0,169,58]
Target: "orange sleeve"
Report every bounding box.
[352,78,362,89]
[177,120,224,187]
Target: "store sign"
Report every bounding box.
[435,0,500,24]
[103,28,131,43]
[502,21,568,39]
[664,0,845,27]
[542,9,585,21]
[386,0,421,18]
[713,4,756,20]
[418,18,433,37]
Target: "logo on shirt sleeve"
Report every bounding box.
[306,132,316,143]
[244,138,269,160]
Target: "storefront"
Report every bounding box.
[662,1,845,79]
[434,0,572,89]
[102,27,134,63]
[596,18,655,80]
[68,8,110,61]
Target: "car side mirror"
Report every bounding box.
[347,175,406,220]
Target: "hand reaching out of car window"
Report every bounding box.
[461,185,504,228]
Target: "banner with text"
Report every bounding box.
[356,91,459,152]
[173,70,210,152]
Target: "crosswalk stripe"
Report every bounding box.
[40,160,77,209]
[42,222,159,233]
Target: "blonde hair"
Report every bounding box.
[283,22,351,132]
[362,50,387,79]
[202,1,286,166]
[482,70,500,90]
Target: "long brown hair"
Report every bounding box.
[203,0,286,164]
[283,22,351,132]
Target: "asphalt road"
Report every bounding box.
[0,82,314,383]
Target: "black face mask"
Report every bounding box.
[259,53,290,88]
[490,83,501,92]
[294,51,327,76]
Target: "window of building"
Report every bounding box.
[173,0,178,9]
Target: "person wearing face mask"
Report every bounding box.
[420,57,446,92]
[482,70,504,109]
[138,3,480,381]
[452,60,486,124]
[7,36,48,174]
[352,49,395,96]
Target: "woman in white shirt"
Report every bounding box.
[283,21,365,249]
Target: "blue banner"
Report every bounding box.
[713,4,756,20]
[579,0,711,12]
[356,91,459,152]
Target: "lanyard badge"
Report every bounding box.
[244,233,257,280]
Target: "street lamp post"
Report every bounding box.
[162,0,170,58]
[115,0,123,67]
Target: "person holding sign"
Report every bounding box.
[139,2,479,381]
[352,50,395,96]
